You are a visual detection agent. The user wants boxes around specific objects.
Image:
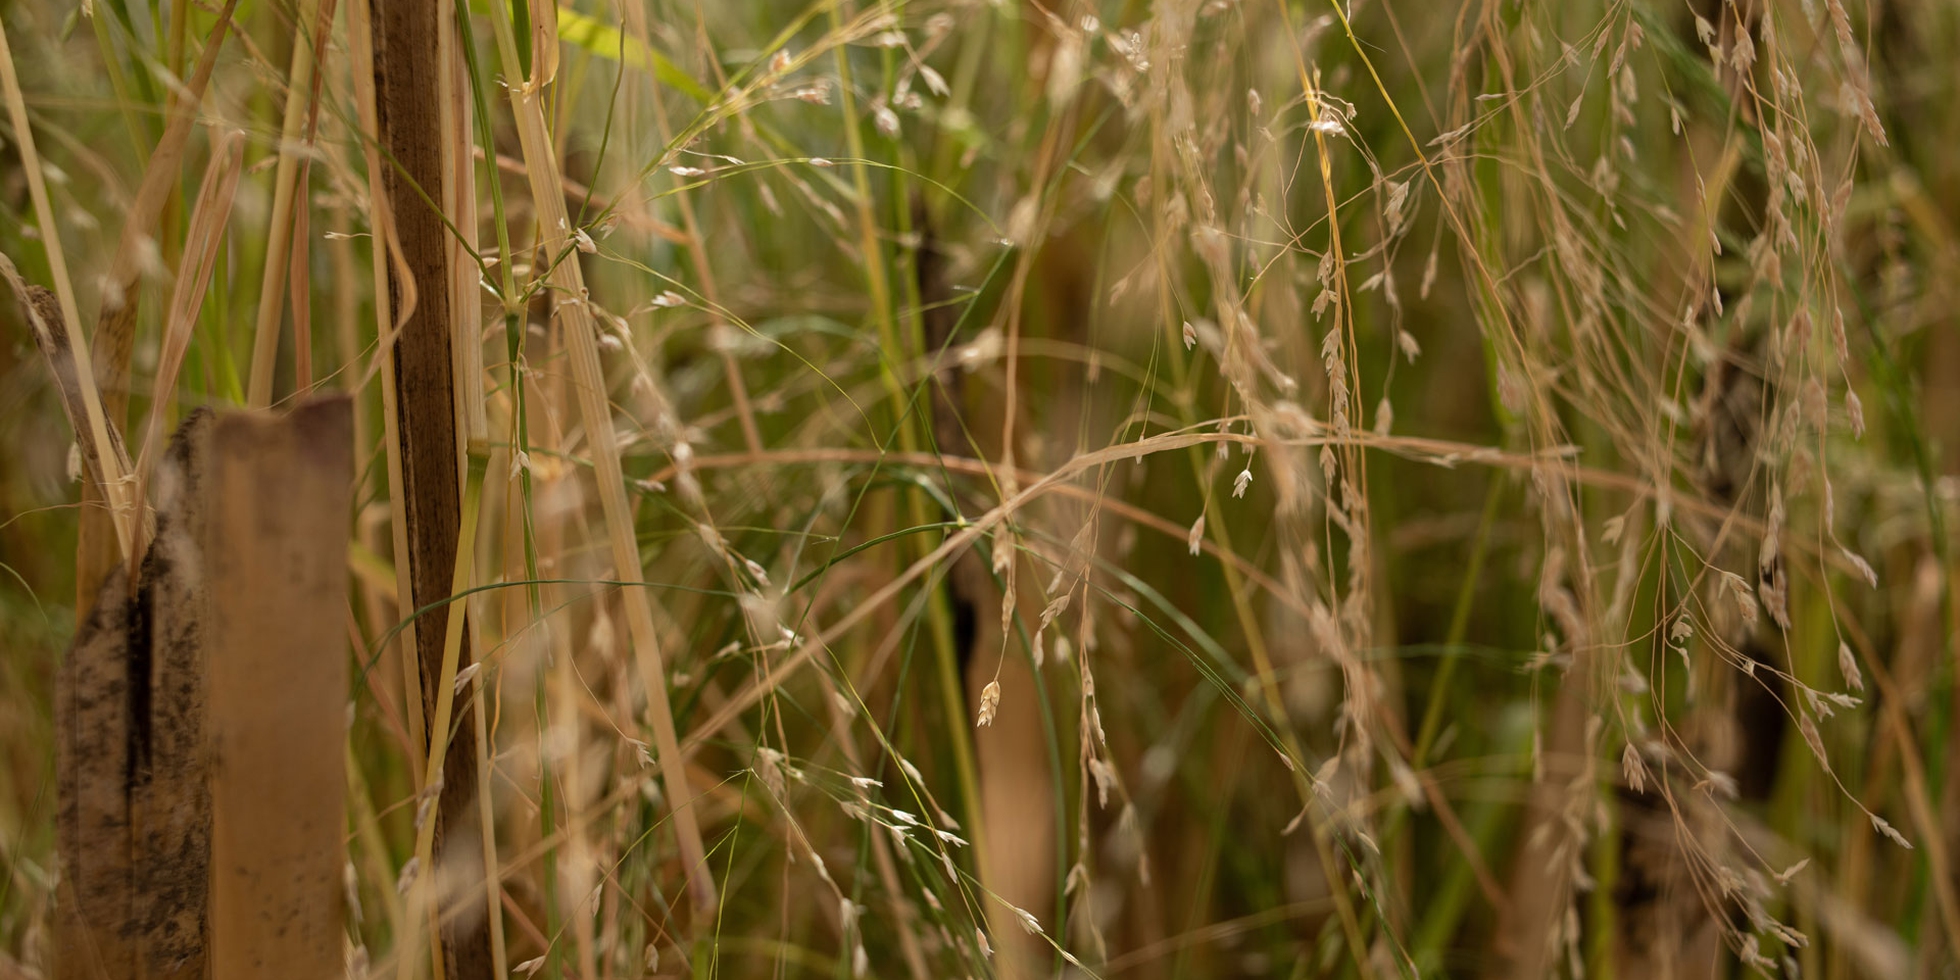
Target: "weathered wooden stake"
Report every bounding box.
[203,396,354,978]
[55,411,213,980]
[54,397,355,979]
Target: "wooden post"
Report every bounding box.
[131,411,216,980]
[203,397,354,978]
[368,0,495,974]
[50,392,357,980]
[54,413,213,980]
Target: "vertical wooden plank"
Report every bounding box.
[368,0,494,973]
[131,411,214,980]
[203,397,353,979]
[55,410,214,980]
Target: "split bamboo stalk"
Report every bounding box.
[49,407,226,980]
[129,412,216,980]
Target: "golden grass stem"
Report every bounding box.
[347,752,409,950]
[246,0,323,408]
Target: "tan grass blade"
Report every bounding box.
[289,179,314,394]
[0,266,131,492]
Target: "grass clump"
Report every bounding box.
[2,0,1958,977]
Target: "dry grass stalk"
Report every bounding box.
[4,271,134,498]
[1,0,1949,974]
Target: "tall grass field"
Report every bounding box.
[1,0,1957,977]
